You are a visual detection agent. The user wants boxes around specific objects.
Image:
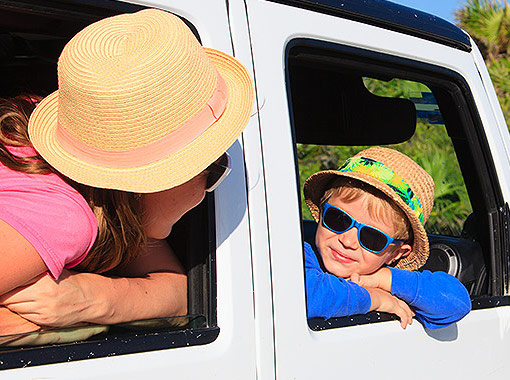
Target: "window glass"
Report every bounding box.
[298,78,472,236]
[0,1,217,367]
[287,40,499,330]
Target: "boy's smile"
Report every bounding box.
[315,193,411,278]
[330,247,356,264]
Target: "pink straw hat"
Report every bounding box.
[28,9,254,192]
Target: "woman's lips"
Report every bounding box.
[331,248,356,264]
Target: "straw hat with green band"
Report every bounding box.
[304,146,435,271]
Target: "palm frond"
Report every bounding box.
[456,0,510,60]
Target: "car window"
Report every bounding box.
[0,1,217,369]
[298,79,472,237]
[287,39,505,330]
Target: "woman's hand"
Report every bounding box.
[366,287,415,329]
[0,239,187,326]
[0,306,40,336]
[0,270,102,327]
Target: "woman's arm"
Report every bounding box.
[0,307,40,336]
[0,219,47,296]
[0,219,48,336]
[0,239,187,326]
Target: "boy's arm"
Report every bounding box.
[364,287,414,329]
[350,267,472,329]
[389,267,471,329]
[305,243,414,329]
[304,243,371,318]
[304,243,414,328]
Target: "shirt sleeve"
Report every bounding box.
[389,267,472,329]
[0,182,97,279]
[304,242,371,319]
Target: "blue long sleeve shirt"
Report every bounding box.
[304,242,471,329]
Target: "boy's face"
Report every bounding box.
[315,193,411,278]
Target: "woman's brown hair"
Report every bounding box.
[0,95,146,273]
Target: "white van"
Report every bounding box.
[1,0,510,378]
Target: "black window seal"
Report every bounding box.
[309,296,510,331]
[0,0,144,22]
[284,38,507,331]
[264,0,471,52]
[0,327,220,370]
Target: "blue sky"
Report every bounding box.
[389,0,465,23]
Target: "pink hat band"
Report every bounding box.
[55,74,228,169]
[28,9,255,192]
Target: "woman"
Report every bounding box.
[0,9,253,339]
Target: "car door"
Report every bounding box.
[0,0,258,378]
[245,0,510,378]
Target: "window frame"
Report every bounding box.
[0,0,219,370]
[285,38,510,330]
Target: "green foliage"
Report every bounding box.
[298,0,510,238]
[488,57,510,94]
[455,0,510,60]
[488,58,510,122]
[456,0,510,125]
[297,79,472,236]
[394,124,472,236]
[363,77,429,98]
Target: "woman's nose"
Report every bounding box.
[338,227,360,250]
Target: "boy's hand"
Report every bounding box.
[366,287,415,329]
[350,267,392,293]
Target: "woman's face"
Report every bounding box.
[141,171,208,239]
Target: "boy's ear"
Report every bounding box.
[385,243,412,265]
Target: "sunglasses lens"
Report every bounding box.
[359,226,388,253]
[206,170,224,189]
[205,153,231,192]
[323,207,352,233]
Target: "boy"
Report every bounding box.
[303,146,471,329]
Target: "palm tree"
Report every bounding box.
[455,1,510,125]
[456,0,510,60]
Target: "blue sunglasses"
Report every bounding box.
[321,203,403,254]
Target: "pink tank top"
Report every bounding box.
[0,146,98,279]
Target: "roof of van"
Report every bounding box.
[266,0,471,52]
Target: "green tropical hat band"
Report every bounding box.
[339,156,424,223]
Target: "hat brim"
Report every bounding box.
[304,170,429,270]
[28,48,254,193]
